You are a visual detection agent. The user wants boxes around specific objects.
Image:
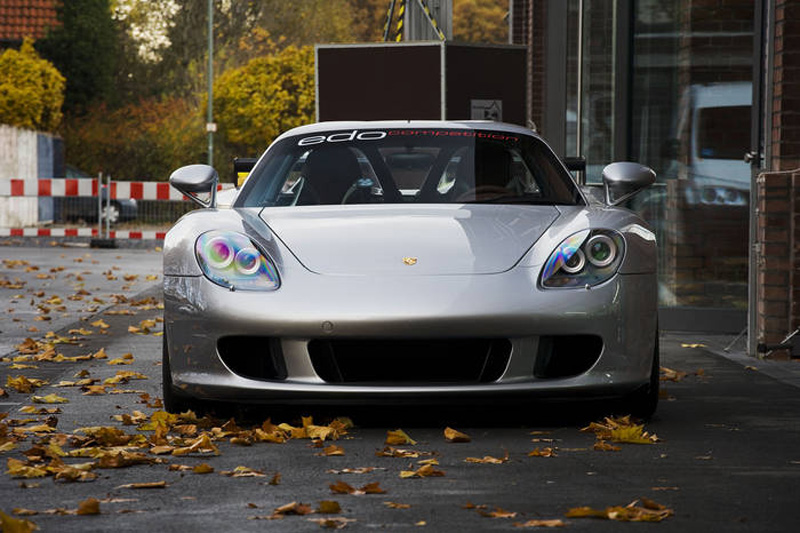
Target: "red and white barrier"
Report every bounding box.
[0,178,186,201]
[0,178,233,240]
[0,227,167,239]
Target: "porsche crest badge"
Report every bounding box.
[402,257,418,266]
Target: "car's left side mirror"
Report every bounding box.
[602,162,656,206]
[170,164,219,208]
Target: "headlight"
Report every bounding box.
[195,231,279,291]
[541,230,624,288]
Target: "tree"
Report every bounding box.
[0,39,65,132]
[214,46,315,157]
[36,0,118,114]
[453,0,508,43]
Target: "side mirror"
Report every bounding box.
[602,162,656,206]
[170,164,219,208]
[233,157,257,188]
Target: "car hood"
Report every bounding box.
[258,204,560,276]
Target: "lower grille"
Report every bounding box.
[217,336,287,381]
[534,335,603,379]
[308,339,511,384]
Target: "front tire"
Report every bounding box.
[622,332,660,420]
[162,334,193,414]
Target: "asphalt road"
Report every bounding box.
[2,243,800,532]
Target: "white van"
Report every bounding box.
[678,81,752,206]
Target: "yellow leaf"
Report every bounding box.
[444,427,471,443]
[477,507,518,518]
[399,464,445,478]
[76,498,100,515]
[527,447,556,457]
[383,501,411,509]
[220,466,265,477]
[6,458,48,478]
[316,500,341,514]
[91,348,107,359]
[31,394,68,404]
[91,320,110,329]
[192,463,214,474]
[6,376,47,393]
[116,481,167,489]
[512,519,566,528]
[385,429,416,446]
[0,510,38,533]
[317,445,345,456]
[107,358,132,366]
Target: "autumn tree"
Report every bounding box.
[213,46,315,157]
[453,0,508,43]
[0,39,65,132]
[36,0,118,114]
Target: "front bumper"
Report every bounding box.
[163,268,657,405]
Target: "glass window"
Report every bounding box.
[629,0,754,309]
[236,129,583,208]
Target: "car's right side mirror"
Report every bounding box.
[602,162,656,206]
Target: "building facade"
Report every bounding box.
[512,0,798,356]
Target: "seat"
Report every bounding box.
[298,146,362,205]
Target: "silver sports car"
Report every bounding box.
[163,121,658,417]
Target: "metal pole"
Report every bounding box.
[105,174,111,238]
[207,0,214,167]
[96,172,102,238]
[384,0,398,41]
[576,0,584,185]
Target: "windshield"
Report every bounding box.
[235,128,583,208]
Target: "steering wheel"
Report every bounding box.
[454,185,510,202]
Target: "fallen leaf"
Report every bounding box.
[444,427,471,443]
[478,507,518,519]
[317,445,345,457]
[385,429,416,446]
[326,467,382,475]
[273,501,314,516]
[329,480,386,495]
[193,463,214,474]
[383,501,411,509]
[0,510,38,532]
[513,519,566,528]
[6,376,47,394]
[376,446,433,458]
[317,501,342,514]
[6,458,48,478]
[565,498,673,522]
[219,466,265,477]
[76,498,101,515]
[466,450,510,464]
[527,447,556,458]
[31,394,68,404]
[680,343,706,348]
[307,517,356,528]
[400,464,445,478]
[593,441,621,452]
[116,481,167,489]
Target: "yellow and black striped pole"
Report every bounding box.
[415,0,446,41]
[383,0,397,42]
[394,0,406,42]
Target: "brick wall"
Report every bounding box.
[511,0,545,130]
[772,0,800,170]
[757,0,800,358]
[755,171,800,357]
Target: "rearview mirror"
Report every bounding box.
[170,164,219,208]
[602,162,655,206]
